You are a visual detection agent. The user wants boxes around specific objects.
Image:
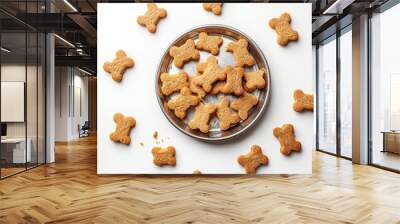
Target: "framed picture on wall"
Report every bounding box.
[1,81,25,122]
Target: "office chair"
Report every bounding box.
[79,121,90,138]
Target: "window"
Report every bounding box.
[317,36,337,154]
[370,3,400,171]
[339,28,352,158]
[316,25,353,159]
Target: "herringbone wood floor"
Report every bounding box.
[1,135,400,224]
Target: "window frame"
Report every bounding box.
[0,0,47,180]
[367,2,400,173]
[315,24,353,161]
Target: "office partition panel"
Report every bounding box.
[38,32,45,165]
[0,1,47,179]
[27,30,39,169]
[0,31,28,178]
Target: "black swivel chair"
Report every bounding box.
[79,121,90,138]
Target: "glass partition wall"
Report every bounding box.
[339,27,352,159]
[1,31,27,177]
[0,3,46,179]
[370,3,400,172]
[317,35,337,155]
[316,26,353,159]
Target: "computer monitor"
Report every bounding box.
[1,123,7,137]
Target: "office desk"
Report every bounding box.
[1,138,31,163]
[381,131,400,155]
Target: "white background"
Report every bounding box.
[97,3,313,174]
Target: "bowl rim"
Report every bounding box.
[155,24,271,142]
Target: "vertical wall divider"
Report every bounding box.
[0,27,2,179]
[315,45,320,150]
[80,88,82,117]
[72,68,75,118]
[36,0,39,168]
[44,32,47,165]
[367,10,373,165]
[24,1,28,171]
[336,29,342,157]
[36,45,39,167]
[68,69,71,118]
[59,67,61,117]
[44,0,47,165]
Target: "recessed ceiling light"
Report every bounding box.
[323,0,355,15]
[54,34,75,48]
[77,67,93,76]
[1,47,11,53]
[63,0,78,12]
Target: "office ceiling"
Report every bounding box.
[0,0,393,75]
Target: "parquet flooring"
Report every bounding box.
[1,167,26,178]
[1,135,400,224]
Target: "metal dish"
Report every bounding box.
[156,25,271,142]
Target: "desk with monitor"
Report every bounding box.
[1,123,32,165]
[381,131,400,155]
[0,82,30,166]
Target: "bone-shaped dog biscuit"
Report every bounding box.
[103,50,134,82]
[189,75,207,99]
[231,92,258,120]
[222,65,245,96]
[196,32,223,55]
[238,145,269,174]
[167,87,200,119]
[269,12,299,46]
[225,39,255,67]
[202,3,223,15]
[160,71,189,96]
[109,113,136,145]
[188,103,217,133]
[273,123,302,156]
[152,146,176,166]
[137,3,167,33]
[193,56,226,92]
[210,81,226,95]
[293,89,314,112]
[169,39,200,68]
[244,69,266,92]
[217,96,240,131]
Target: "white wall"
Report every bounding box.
[46,33,56,163]
[71,73,89,138]
[312,45,317,142]
[54,67,89,141]
[55,67,69,141]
